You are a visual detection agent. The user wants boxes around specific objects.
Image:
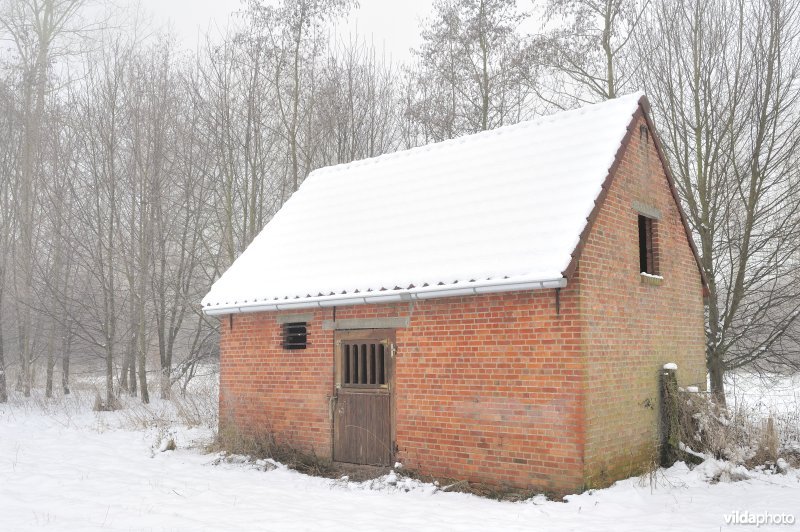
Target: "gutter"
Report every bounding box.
[202,277,568,316]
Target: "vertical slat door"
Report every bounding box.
[333,331,393,466]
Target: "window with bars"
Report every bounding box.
[282,322,307,350]
[341,342,388,387]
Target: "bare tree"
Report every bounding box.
[314,36,401,165]
[0,70,20,403]
[638,0,800,402]
[246,0,355,196]
[69,35,133,407]
[406,0,535,141]
[120,38,184,404]
[150,50,215,399]
[539,0,648,105]
[199,30,280,264]
[37,96,79,398]
[0,0,86,396]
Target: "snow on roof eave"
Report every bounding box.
[203,276,569,316]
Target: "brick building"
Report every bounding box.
[202,93,707,493]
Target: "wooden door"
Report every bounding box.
[333,330,394,466]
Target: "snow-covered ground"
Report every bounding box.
[726,371,800,415]
[1,378,799,531]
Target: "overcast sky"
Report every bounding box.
[134,0,435,61]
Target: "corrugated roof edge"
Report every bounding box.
[561,94,710,296]
[203,276,568,315]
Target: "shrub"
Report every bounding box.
[673,390,799,469]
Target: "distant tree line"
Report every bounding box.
[0,0,798,405]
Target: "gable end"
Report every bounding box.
[561,96,709,294]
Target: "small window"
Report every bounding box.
[638,215,655,274]
[342,342,388,387]
[282,322,307,350]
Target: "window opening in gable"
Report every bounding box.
[638,215,656,275]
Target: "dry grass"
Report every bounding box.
[92,393,121,412]
[115,382,219,431]
[674,389,800,469]
[394,467,551,501]
[211,394,348,478]
[0,366,220,434]
[210,423,343,478]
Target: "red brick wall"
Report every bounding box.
[219,310,335,455]
[343,291,585,493]
[217,107,707,494]
[219,289,586,493]
[575,113,707,487]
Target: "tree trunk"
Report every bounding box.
[18,327,31,397]
[0,326,7,403]
[121,320,136,396]
[61,332,70,396]
[708,354,726,406]
[0,278,7,402]
[160,364,171,400]
[138,351,149,403]
[138,309,149,403]
[479,0,490,131]
[44,311,57,398]
[602,4,616,99]
[105,343,114,407]
[45,350,54,398]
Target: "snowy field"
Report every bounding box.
[1,376,799,531]
[726,371,800,415]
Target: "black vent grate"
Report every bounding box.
[282,322,308,350]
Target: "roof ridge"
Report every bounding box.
[309,92,644,178]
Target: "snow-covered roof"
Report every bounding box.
[203,93,645,315]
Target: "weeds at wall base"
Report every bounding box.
[209,423,555,500]
[210,424,341,478]
[399,467,549,502]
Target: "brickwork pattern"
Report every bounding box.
[217,108,706,493]
[576,114,707,487]
[220,291,586,493]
